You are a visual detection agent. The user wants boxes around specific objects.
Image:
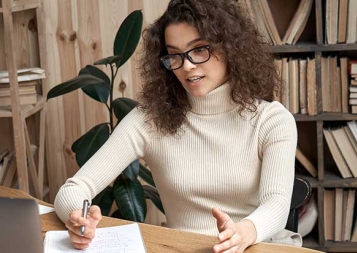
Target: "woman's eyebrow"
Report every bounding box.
[166,38,204,50]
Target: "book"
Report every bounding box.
[323,128,353,178]
[248,0,273,45]
[346,0,357,43]
[343,126,357,154]
[324,189,335,241]
[289,58,299,114]
[282,0,314,45]
[258,0,282,45]
[330,127,357,178]
[295,147,317,177]
[334,188,343,241]
[0,94,37,106]
[43,223,146,253]
[349,60,357,75]
[325,0,339,45]
[299,59,307,114]
[343,189,356,241]
[337,0,348,43]
[306,57,317,115]
[340,57,349,113]
[321,57,330,112]
[0,68,45,83]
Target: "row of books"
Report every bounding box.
[321,56,350,113]
[274,57,317,115]
[239,0,313,45]
[324,188,357,242]
[0,68,45,106]
[323,121,357,179]
[325,0,357,44]
[349,60,357,113]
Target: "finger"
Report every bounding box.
[214,233,240,252]
[88,205,102,222]
[212,208,232,231]
[68,230,93,249]
[215,245,240,253]
[68,210,89,227]
[218,227,235,242]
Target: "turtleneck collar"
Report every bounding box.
[187,83,237,115]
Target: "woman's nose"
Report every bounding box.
[182,58,197,71]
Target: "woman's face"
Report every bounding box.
[164,22,228,97]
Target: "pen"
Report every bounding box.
[80,199,90,236]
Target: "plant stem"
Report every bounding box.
[109,64,115,133]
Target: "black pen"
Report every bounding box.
[80,199,90,236]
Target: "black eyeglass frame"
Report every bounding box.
[159,45,211,71]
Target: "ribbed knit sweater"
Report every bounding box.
[54,83,298,243]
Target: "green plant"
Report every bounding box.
[47,10,164,222]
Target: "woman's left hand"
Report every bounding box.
[212,208,257,253]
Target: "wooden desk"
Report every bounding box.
[0,186,324,253]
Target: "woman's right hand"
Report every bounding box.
[65,205,102,250]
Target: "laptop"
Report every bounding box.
[0,197,43,253]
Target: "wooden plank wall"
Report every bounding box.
[41,0,170,205]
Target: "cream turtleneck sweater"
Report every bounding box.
[54,83,297,243]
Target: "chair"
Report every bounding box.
[286,177,312,232]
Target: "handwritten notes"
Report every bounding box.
[44,223,146,253]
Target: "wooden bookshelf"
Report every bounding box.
[242,0,357,251]
[0,0,48,200]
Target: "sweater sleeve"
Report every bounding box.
[244,102,297,243]
[54,108,150,223]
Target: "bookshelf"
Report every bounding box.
[0,0,48,199]
[240,0,357,252]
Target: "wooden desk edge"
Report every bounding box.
[0,186,324,253]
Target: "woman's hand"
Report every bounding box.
[212,208,257,253]
[65,205,102,250]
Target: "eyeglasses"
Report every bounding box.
[160,45,211,71]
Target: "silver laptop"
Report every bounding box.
[0,197,43,253]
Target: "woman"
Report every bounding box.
[54,0,299,252]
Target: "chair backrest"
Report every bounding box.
[286,177,312,232]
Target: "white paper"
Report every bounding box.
[38,204,55,215]
[44,223,146,253]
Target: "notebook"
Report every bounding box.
[44,223,146,253]
[0,197,43,253]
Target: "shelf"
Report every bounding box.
[322,172,357,188]
[271,43,357,53]
[0,95,45,118]
[294,113,357,122]
[0,0,40,13]
[323,241,357,252]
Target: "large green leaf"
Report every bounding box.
[143,185,165,214]
[139,164,155,187]
[113,177,146,222]
[114,10,143,68]
[112,97,139,123]
[47,74,106,100]
[91,186,114,216]
[75,123,110,167]
[123,160,140,181]
[79,66,110,103]
[94,55,122,66]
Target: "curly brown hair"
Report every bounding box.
[138,0,279,135]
